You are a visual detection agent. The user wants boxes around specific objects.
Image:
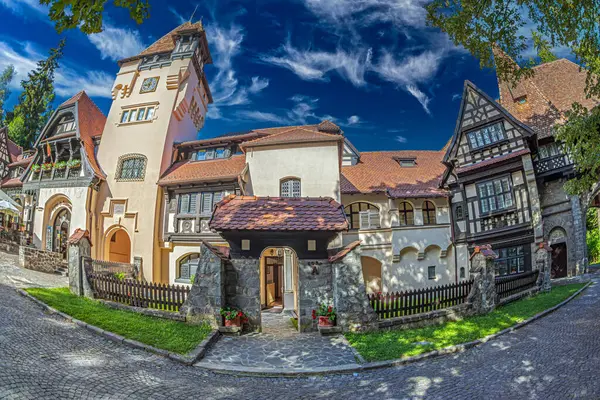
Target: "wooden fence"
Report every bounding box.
[88,258,137,279]
[87,273,190,312]
[368,279,474,319]
[495,270,539,300]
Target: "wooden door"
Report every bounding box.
[551,243,568,279]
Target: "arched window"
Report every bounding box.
[344,202,380,230]
[177,253,200,282]
[280,178,301,197]
[398,201,414,226]
[116,154,147,181]
[422,201,436,225]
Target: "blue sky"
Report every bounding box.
[0,0,550,151]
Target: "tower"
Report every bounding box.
[94,22,213,280]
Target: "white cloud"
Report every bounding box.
[236,110,289,124]
[169,6,188,24]
[290,94,318,103]
[452,93,461,101]
[261,43,371,87]
[0,40,114,99]
[395,135,408,143]
[346,115,360,125]
[249,76,269,93]
[88,25,146,61]
[0,0,46,15]
[405,85,431,114]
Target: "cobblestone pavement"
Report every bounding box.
[0,251,67,288]
[197,310,359,370]
[1,250,600,399]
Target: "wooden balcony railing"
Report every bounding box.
[534,154,573,175]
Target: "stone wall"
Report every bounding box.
[298,259,333,332]
[332,248,378,332]
[0,239,20,255]
[19,245,64,273]
[224,258,261,331]
[181,246,225,327]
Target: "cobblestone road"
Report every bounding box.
[1,252,600,399]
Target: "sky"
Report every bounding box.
[0,0,565,151]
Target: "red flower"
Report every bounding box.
[328,306,332,313]
[312,310,316,320]
[237,311,243,317]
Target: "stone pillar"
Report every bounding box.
[571,196,588,275]
[522,154,544,242]
[225,257,261,331]
[133,256,144,281]
[180,243,225,327]
[67,234,93,298]
[332,247,378,332]
[297,259,333,332]
[467,245,498,314]
[535,243,552,292]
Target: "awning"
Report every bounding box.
[0,189,22,216]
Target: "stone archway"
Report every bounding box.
[105,228,132,264]
[52,208,70,258]
[42,194,72,256]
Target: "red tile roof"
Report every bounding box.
[240,127,343,149]
[199,239,230,261]
[0,177,23,188]
[158,155,246,185]
[495,50,598,139]
[341,150,447,198]
[67,229,92,245]
[455,149,530,175]
[210,195,349,232]
[70,91,107,179]
[328,240,361,262]
[7,137,22,163]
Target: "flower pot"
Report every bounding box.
[224,316,241,327]
[318,316,334,327]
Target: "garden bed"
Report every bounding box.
[25,287,211,354]
[346,283,586,362]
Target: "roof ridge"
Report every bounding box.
[240,126,301,146]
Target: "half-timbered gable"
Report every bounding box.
[0,127,11,180]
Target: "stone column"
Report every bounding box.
[225,257,261,332]
[571,196,588,275]
[535,242,552,292]
[522,154,544,242]
[467,245,498,314]
[332,247,378,332]
[133,256,144,281]
[180,243,225,327]
[67,233,93,298]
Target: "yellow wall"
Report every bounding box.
[108,229,131,263]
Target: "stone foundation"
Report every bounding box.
[19,246,64,273]
[298,259,333,332]
[225,258,261,331]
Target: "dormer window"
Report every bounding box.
[193,147,231,161]
[53,114,76,136]
[176,36,194,53]
[515,96,527,105]
[397,158,416,167]
[467,122,505,150]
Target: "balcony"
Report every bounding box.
[534,154,573,176]
[481,211,519,232]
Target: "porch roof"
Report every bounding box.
[209,195,348,232]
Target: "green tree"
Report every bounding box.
[41,0,151,34]
[8,40,65,148]
[0,65,15,125]
[532,31,557,64]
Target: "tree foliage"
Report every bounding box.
[0,65,15,125]
[532,31,558,64]
[41,0,151,34]
[8,40,65,148]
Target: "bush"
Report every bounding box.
[588,229,600,264]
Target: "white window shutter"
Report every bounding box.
[359,211,370,229]
[369,210,380,228]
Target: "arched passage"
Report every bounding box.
[106,228,131,264]
[361,256,382,294]
[52,208,71,258]
[549,227,568,279]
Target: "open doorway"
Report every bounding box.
[105,228,132,264]
[263,255,283,309]
[260,247,299,332]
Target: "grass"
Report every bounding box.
[25,287,212,354]
[346,283,587,362]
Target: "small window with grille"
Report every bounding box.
[280,178,301,197]
[116,154,147,181]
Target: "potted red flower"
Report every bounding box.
[220,306,246,327]
[315,303,336,327]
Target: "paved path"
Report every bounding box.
[1,251,600,399]
[197,310,359,371]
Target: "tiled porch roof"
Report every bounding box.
[158,155,246,185]
[209,195,348,232]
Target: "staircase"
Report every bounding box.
[54,264,69,277]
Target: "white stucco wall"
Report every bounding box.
[389,245,455,291]
[245,142,341,200]
[167,243,200,285]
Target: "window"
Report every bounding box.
[455,205,464,220]
[344,202,380,230]
[538,142,563,160]
[53,114,76,136]
[467,122,505,149]
[120,106,155,124]
[477,176,514,214]
[177,191,223,215]
[428,266,436,280]
[177,253,199,281]
[494,246,526,276]
[422,201,437,225]
[116,155,147,181]
[194,147,230,161]
[397,158,416,167]
[460,267,465,278]
[280,178,301,197]
[398,201,414,226]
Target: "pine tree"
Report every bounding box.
[9,39,65,148]
[0,65,15,125]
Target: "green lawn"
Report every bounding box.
[346,283,587,362]
[26,287,212,354]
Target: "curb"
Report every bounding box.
[196,281,592,377]
[16,289,219,366]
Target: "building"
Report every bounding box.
[17,22,589,318]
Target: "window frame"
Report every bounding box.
[477,175,515,216]
[422,201,437,225]
[494,245,526,276]
[280,178,301,198]
[115,154,147,182]
[176,253,200,282]
[176,191,224,216]
[428,265,436,280]
[344,202,380,230]
[466,122,506,150]
[120,105,156,125]
[398,201,414,226]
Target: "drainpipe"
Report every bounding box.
[448,194,458,284]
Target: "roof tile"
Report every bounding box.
[158,155,246,185]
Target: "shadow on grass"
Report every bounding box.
[25,287,211,354]
[346,283,587,361]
